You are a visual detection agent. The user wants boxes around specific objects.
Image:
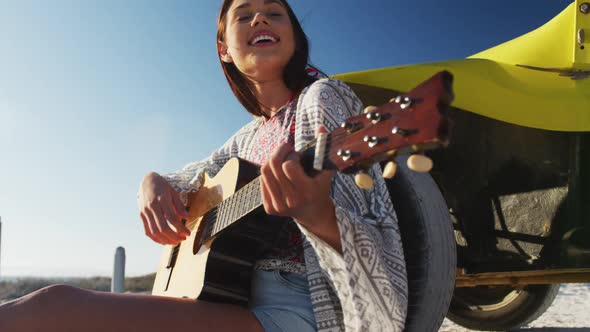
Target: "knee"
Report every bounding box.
[32,284,85,308]
[0,284,85,331]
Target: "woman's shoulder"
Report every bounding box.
[225,116,262,145]
[300,77,356,98]
[296,78,364,118]
[240,116,263,133]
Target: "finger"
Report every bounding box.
[144,209,169,244]
[170,192,191,235]
[262,167,291,213]
[316,125,329,135]
[171,190,190,219]
[315,168,336,183]
[150,205,179,244]
[281,152,305,209]
[163,193,190,236]
[272,142,296,163]
[140,212,158,243]
[162,201,190,237]
[268,149,299,209]
[259,176,276,215]
[261,148,289,213]
[282,151,312,188]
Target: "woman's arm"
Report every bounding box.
[137,119,259,245]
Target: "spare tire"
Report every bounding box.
[383,156,457,332]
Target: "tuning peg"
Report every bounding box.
[382,161,397,179]
[407,154,433,172]
[355,171,374,189]
[364,105,378,114]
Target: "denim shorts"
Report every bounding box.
[249,269,317,332]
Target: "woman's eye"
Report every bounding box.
[238,15,252,22]
[269,12,282,17]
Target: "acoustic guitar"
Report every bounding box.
[152,71,454,306]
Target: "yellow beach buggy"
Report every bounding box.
[336,1,590,330]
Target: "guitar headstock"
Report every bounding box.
[322,71,453,187]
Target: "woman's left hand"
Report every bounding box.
[259,126,336,229]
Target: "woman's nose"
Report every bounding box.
[251,12,269,27]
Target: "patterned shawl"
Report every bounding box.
[162,78,408,331]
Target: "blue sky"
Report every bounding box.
[0,0,572,277]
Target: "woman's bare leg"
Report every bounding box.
[0,284,264,332]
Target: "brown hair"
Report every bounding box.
[217,0,322,118]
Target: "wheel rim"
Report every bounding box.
[453,285,524,311]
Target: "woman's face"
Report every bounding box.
[219,0,296,82]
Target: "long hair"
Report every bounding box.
[217,0,322,118]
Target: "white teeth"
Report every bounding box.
[251,35,277,45]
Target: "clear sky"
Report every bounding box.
[0,0,572,277]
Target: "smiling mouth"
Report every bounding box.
[249,35,280,46]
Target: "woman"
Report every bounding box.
[0,1,407,331]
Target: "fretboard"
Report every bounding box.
[201,177,263,241]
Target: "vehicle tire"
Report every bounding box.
[383,155,457,332]
[447,283,560,331]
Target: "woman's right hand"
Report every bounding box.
[137,172,191,245]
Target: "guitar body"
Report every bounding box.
[152,158,289,306]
